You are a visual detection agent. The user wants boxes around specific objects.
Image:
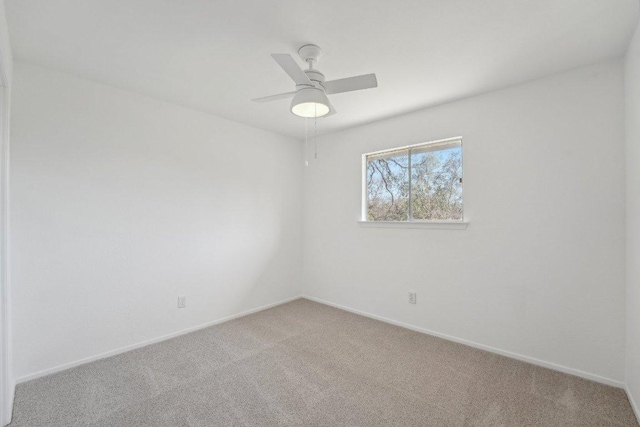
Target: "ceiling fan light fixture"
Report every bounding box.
[290,87,331,118]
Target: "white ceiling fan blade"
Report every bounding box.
[252,91,296,103]
[271,54,312,86]
[322,73,378,95]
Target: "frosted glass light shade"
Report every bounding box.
[291,88,331,118]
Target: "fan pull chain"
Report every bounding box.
[305,117,309,167]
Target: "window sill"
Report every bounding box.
[357,220,468,230]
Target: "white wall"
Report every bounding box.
[625,19,640,418]
[10,62,303,381]
[0,1,13,424]
[303,60,626,384]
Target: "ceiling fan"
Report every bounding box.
[252,44,378,118]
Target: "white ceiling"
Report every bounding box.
[6,0,639,139]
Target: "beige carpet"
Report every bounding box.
[9,299,639,426]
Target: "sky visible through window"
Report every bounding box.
[366,144,462,221]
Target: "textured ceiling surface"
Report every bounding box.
[6,0,639,138]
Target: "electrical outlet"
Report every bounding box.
[178,296,186,308]
[408,291,417,304]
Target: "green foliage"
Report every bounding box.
[366,147,462,221]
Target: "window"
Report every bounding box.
[363,138,463,222]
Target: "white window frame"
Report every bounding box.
[359,136,468,229]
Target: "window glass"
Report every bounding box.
[366,149,410,221]
[365,139,462,221]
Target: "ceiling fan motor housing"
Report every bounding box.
[304,69,325,85]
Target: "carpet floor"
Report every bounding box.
[8,299,639,426]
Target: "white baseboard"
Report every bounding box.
[15,293,630,394]
[302,295,625,389]
[627,386,640,425]
[16,295,302,384]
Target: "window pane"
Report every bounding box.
[366,150,410,221]
[410,145,462,220]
